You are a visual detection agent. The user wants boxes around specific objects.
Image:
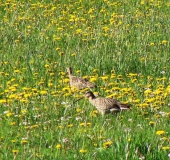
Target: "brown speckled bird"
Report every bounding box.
[67,67,96,89]
[85,91,130,116]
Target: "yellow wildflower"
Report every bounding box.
[162,146,170,150]
[103,141,113,148]
[40,90,47,95]
[79,149,87,153]
[56,144,61,149]
[12,150,19,154]
[156,130,165,135]
[149,121,155,126]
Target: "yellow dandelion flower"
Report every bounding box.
[20,99,28,103]
[100,76,108,81]
[127,138,131,142]
[149,121,155,126]
[50,72,55,76]
[71,53,76,56]
[128,73,137,77]
[21,139,28,144]
[59,52,64,56]
[6,111,14,117]
[162,146,170,150]
[57,125,63,129]
[90,110,99,117]
[79,149,87,153]
[144,89,152,95]
[111,74,116,79]
[40,90,47,95]
[103,141,113,148]
[14,70,21,73]
[63,78,69,83]
[62,87,70,92]
[76,108,82,112]
[12,150,19,154]
[161,40,167,44]
[48,82,53,87]
[133,99,140,103]
[56,47,60,51]
[90,77,97,82]
[68,124,74,128]
[150,42,154,46]
[56,144,61,149]
[87,122,91,126]
[80,122,86,126]
[0,99,7,103]
[93,69,98,73]
[140,1,145,4]
[10,122,16,126]
[11,140,17,143]
[156,130,165,135]
[76,29,82,34]
[111,87,120,91]
[30,124,39,129]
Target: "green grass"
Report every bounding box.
[0,0,170,159]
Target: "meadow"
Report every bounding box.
[0,0,170,159]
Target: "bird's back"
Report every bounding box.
[70,75,96,89]
[89,97,121,114]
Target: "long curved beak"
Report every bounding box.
[72,97,84,104]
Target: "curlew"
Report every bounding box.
[84,91,130,116]
[67,67,96,90]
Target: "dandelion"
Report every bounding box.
[149,121,155,126]
[100,76,108,81]
[68,124,74,128]
[162,146,170,150]
[11,140,17,143]
[0,99,7,103]
[150,42,154,46]
[40,90,47,95]
[76,108,82,112]
[56,47,60,51]
[90,110,99,117]
[90,77,97,82]
[56,144,61,149]
[80,122,86,126]
[59,52,64,56]
[127,138,131,142]
[79,149,87,153]
[156,130,165,135]
[12,150,19,154]
[71,53,76,56]
[10,122,16,126]
[103,141,113,148]
[14,69,20,73]
[5,111,13,117]
[21,139,28,144]
[161,40,167,44]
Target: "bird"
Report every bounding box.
[67,67,96,90]
[84,91,130,116]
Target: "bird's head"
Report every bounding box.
[67,67,72,75]
[84,91,95,98]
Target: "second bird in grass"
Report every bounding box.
[85,91,130,116]
[67,67,96,89]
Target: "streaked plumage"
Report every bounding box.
[85,91,130,115]
[67,67,96,89]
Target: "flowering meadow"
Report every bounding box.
[0,0,170,159]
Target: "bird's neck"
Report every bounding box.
[89,95,96,100]
[68,72,73,77]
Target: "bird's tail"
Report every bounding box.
[86,82,97,88]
